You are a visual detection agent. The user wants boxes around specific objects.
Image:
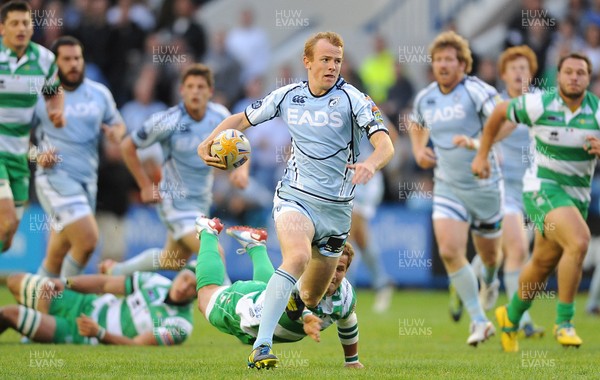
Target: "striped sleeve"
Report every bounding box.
[337,311,358,345]
[37,45,60,95]
[507,92,544,127]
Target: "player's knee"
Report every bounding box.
[282,250,311,272]
[438,245,463,264]
[566,232,591,257]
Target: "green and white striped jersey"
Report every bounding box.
[0,38,59,158]
[231,277,358,345]
[507,90,600,207]
[89,272,193,346]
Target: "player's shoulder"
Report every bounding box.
[207,101,231,119]
[150,104,183,126]
[82,78,115,100]
[463,75,498,97]
[413,81,439,107]
[461,75,500,101]
[27,41,56,71]
[272,81,305,98]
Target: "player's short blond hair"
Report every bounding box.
[498,45,538,76]
[303,31,344,61]
[341,241,355,270]
[429,31,473,74]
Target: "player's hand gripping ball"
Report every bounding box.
[210,129,251,170]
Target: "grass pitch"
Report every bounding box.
[0,287,598,379]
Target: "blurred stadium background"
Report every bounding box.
[2,0,599,293]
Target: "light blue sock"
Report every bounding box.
[37,264,59,278]
[504,270,532,326]
[449,264,486,322]
[111,248,161,275]
[60,254,85,277]
[253,268,297,349]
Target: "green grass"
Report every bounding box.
[0,287,598,379]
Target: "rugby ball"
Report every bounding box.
[210,129,251,170]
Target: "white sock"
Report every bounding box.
[111,248,161,275]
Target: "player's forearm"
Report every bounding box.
[66,275,109,293]
[408,123,430,154]
[66,275,125,294]
[205,113,251,144]
[121,137,153,189]
[44,89,64,112]
[494,120,517,143]
[97,330,150,345]
[366,132,394,171]
[342,342,359,364]
[477,103,509,157]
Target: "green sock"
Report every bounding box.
[195,232,224,291]
[247,245,275,283]
[556,302,575,325]
[507,292,532,328]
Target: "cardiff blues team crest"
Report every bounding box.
[328,97,340,108]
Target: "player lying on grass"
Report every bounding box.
[194,216,363,369]
[0,268,196,345]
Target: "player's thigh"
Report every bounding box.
[275,210,314,270]
[433,218,470,258]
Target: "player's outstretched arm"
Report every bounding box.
[471,101,510,178]
[197,112,252,169]
[65,275,127,296]
[76,314,157,345]
[337,312,363,368]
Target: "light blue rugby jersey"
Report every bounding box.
[33,78,122,184]
[411,76,502,189]
[245,77,388,201]
[131,102,230,207]
[497,89,533,185]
